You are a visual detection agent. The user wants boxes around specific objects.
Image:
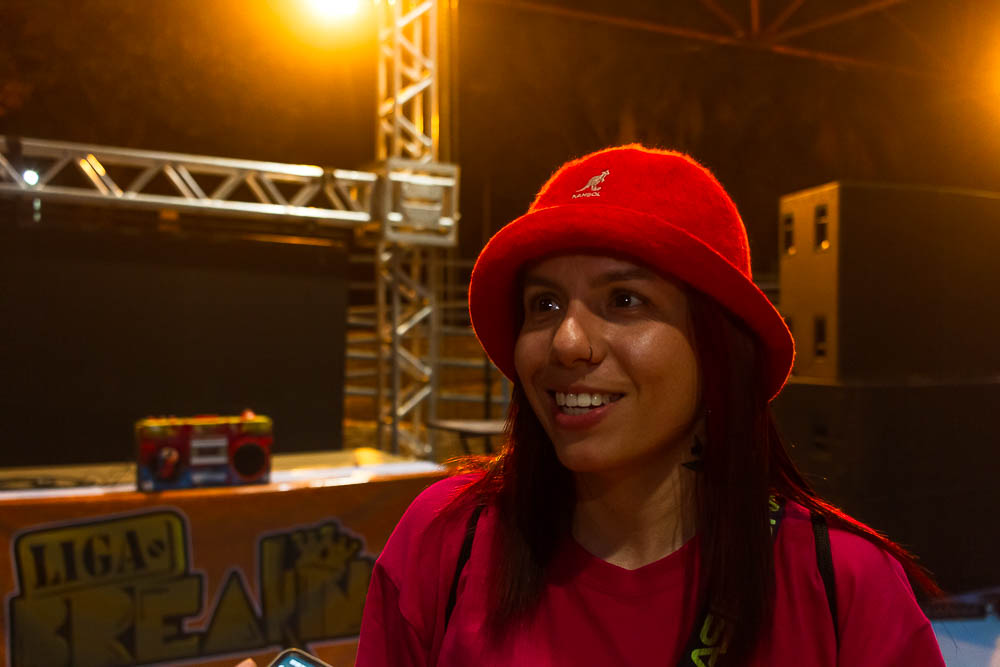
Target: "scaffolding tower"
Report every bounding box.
[0,0,460,459]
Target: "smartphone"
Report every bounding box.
[267,648,334,667]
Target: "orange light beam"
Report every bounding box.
[479,0,748,49]
[476,0,958,82]
[879,8,945,67]
[764,0,804,37]
[766,41,949,80]
[697,0,746,38]
[773,0,909,42]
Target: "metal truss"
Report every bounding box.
[364,0,461,458]
[0,136,461,459]
[376,161,458,456]
[348,159,459,456]
[376,0,439,163]
[2,0,463,462]
[0,137,377,229]
[379,158,459,247]
[375,242,442,455]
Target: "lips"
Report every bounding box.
[547,389,623,429]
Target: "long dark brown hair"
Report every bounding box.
[451,287,941,662]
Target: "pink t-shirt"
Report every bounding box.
[357,476,944,666]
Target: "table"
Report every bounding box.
[0,449,445,667]
[428,418,506,454]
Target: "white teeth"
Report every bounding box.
[554,392,621,409]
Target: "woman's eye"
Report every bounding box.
[528,294,559,313]
[612,292,643,308]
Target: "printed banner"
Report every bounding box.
[0,469,444,667]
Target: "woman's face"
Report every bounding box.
[513,254,701,476]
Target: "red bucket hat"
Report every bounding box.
[468,144,794,400]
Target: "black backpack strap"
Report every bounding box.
[810,511,840,648]
[444,504,485,630]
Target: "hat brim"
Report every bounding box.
[469,203,794,400]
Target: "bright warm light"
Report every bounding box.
[22,169,39,186]
[304,0,360,21]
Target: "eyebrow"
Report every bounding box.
[591,267,656,287]
[521,266,656,290]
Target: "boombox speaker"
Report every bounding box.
[136,411,272,492]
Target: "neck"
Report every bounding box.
[571,439,698,570]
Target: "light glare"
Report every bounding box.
[22,169,39,186]
[304,0,359,21]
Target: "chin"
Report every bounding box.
[552,441,619,474]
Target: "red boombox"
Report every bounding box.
[135,411,272,491]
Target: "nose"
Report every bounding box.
[551,303,599,367]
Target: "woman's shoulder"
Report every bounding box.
[776,501,943,664]
[782,500,910,587]
[402,472,483,522]
[828,521,913,592]
[781,500,909,585]
[376,472,486,575]
[782,503,943,663]
[780,500,935,642]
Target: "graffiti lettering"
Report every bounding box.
[17,514,182,595]
[8,510,374,667]
[259,521,374,645]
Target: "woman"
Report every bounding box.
[356,145,944,665]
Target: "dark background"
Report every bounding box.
[2,0,1000,590]
[0,202,349,466]
[3,1,1000,273]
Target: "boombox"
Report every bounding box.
[136,411,272,492]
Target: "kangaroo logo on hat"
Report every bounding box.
[572,169,609,199]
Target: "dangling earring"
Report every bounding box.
[681,435,704,472]
[682,410,708,472]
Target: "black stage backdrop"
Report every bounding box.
[1,204,348,467]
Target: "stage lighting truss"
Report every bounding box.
[2,0,468,461]
[0,136,462,460]
[0,137,378,230]
[376,242,444,456]
[380,158,459,246]
[341,159,458,455]
[377,0,438,163]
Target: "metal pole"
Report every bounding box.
[392,1,403,160]
[375,241,389,450]
[428,0,439,162]
[428,247,442,455]
[390,245,402,454]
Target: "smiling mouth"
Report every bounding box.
[552,391,624,415]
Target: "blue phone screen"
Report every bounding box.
[272,653,324,667]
